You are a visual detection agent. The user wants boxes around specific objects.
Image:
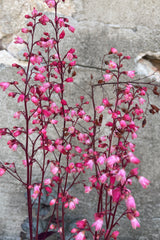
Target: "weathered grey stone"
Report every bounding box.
[0,50,27,66]
[136,51,160,81]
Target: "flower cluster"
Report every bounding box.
[0,1,154,240]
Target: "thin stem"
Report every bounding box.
[24,18,37,240]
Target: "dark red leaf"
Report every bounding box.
[153,86,159,96]
[142,118,146,128]
[151,104,159,113]
[98,79,105,84]
[99,114,103,124]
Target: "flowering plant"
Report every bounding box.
[0,0,159,239]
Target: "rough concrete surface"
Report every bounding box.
[0,0,160,239]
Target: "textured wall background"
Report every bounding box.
[0,0,160,239]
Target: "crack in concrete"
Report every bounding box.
[75,63,105,71]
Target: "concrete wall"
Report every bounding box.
[0,0,160,239]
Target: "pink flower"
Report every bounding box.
[99,136,107,141]
[78,110,86,117]
[97,155,106,165]
[0,168,6,176]
[73,197,79,205]
[130,217,140,229]
[128,142,135,152]
[112,188,121,203]
[89,175,97,184]
[74,231,86,240]
[45,186,52,193]
[28,128,34,135]
[128,152,140,164]
[13,130,22,137]
[69,201,76,210]
[134,210,140,217]
[68,126,75,134]
[14,36,24,44]
[50,199,56,206]
[65,77,74,82]
[42,109,52,117]
[110,48,118,54]
[44,178,51,185]
[124,114,132,121]
[61,99,67,105]
[76,219,87,229]
[103,74,113,82]
[50,224,56,230]
[67,52,73,61]
[125,195,136,210]
[138,176,150,189]
[102,97,110,106]
[84,186,92,193]
[39,66,46,73]
[22,159,27,167]
[68,162,74,170]
[31,96,39,105]
[112,112,118,119]
[14,112,21,119]
[69,61,76,66]
[111,231,119,239]
[68,25,75,33]
[126,71,135,78]
[48,145,55,152]
[50,119,58,125]
[45,0,56,8]
[17,69,25,76]
[34,73,45,82]
[68,48,75,54]
[85,159,94,170]
[108,60,117,69]
[116,168,126,185]
[32,184,41,199]
[124,55,131,59]
[130,168,138,176]
[95,105,105,113]
[139,97,145,105]
[99,173,107,183]
[50,163,59,175]
[30,55,43,65]
[11,143,18,151]
[106,121,113,127]
[92,217,103,231]
[18,94,25,103]
[56,144,64,153]
[59,18,65,27]
[140,89,146,95]
[125,84,132,93]
[8,92,16,98]
[71,228,77,233]
[83,115,91,122]
[65,144,72,151]
[41,39,54,49]
[21,28,29,33]
[0,82,10,91]
[75,146,82,153]
[132,132,137,139]
[59,30,65,39]
[107,155,120,168]
[39,15,50,25]
[119,120,127,128]
[31,8,38,17]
